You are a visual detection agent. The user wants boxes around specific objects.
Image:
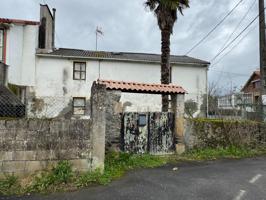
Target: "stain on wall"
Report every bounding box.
[62,68,68,95]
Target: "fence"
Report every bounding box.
[0,95,91,119]
[0,86,25,118]
[27,96,74,119]
[0,84,107,176]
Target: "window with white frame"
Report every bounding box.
[0,29,4,62]
[73,97,86,115]
[73,62,86,80]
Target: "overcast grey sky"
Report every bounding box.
[0,0,262,92]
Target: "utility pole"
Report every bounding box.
[259,0,266,121]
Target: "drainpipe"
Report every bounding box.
[52,8,56,50]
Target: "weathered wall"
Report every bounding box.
[184,119,266,149]
[30,57,207,118]
[0,119,94,176]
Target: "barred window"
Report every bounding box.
[0,29,4,62]
[73,97,86,115]
[73,62,86,80]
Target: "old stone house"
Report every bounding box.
[0,4,210,119]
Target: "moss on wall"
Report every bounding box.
[186,118,266,149]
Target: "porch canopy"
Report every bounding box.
[96,80,187,95]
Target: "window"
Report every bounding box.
[0,29,4,62]
[73,97,86,115]
[73,62,86,80]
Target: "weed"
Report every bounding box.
[1,149,265,196]
[0,175,20,195]
[28,161,74,193]
[52,161,73,184]
[179,146,265,161]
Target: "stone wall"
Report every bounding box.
[0,119,95,176]
[184,119,266,149]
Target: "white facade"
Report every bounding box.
[218,93,253,111]
[5,24,38,86]
[30,55,208,118]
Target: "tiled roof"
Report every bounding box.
[37,48,210,66]
[97,80,186,94]
[0,18,40,26]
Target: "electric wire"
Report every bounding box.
[185,0,244,55]
[216,0,256,57]
[210,21,258,68]
[210,8,265,63]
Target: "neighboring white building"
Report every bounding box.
[218,93,253,111]
[0,5,210,119]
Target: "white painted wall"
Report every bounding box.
[5,24,38,86]
[32,56,207,118]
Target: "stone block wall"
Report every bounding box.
[0,119,94,176]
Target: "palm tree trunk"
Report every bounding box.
[161,28,171,112]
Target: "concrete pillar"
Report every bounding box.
[91,83,106,172]
[171,94,185,154]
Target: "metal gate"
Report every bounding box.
[122,112,175,155]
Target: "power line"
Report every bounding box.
[210,21,258,68]
[209,69,252,77]
[185,0,244,55]
[216,0,256,56]
[210,8,265,63]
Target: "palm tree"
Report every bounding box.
[145,0,189,112]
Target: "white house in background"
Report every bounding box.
[0,4,210,119]
[218,93,253,112]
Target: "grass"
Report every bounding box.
[0,147,265,196]
[171,146,266,163]
[76,153,168,187]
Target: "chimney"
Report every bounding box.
[52,8,56,50]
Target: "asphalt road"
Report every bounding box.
[2,157,266,200]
